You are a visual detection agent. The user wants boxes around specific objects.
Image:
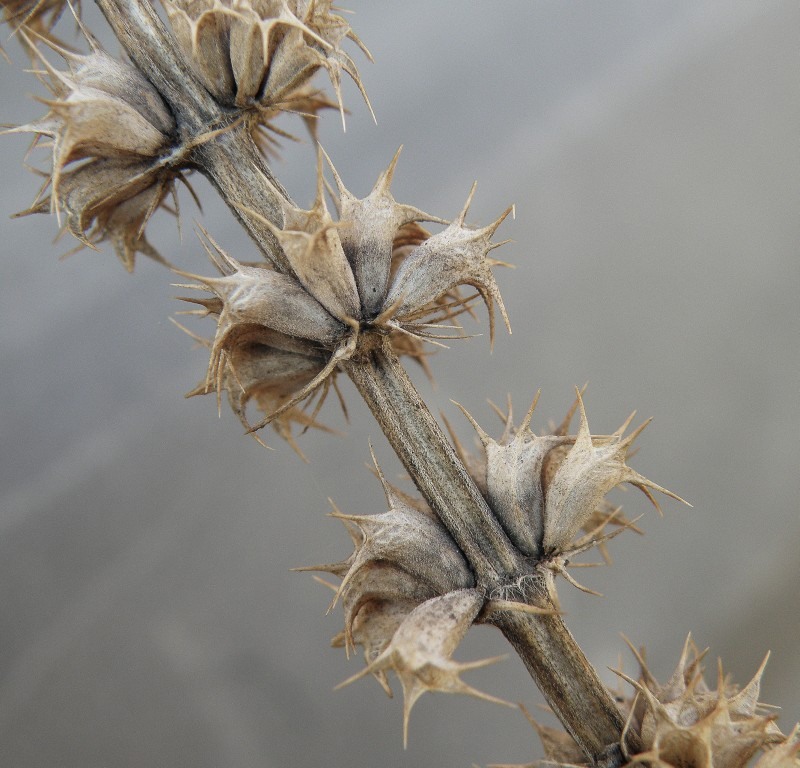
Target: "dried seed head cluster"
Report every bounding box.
[510,636,797,768]
[6,29,189,270]
[163,0,372,150]
[303,390,681,744]
[180,150,511,445]
[300,455,512,745]
[452,390,684,594]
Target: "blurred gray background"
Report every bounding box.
[1,1,798,766]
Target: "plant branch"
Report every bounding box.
[490,574,641,763]
[345,338,523,585]
[92,4,635,760]
[346,338,635,764]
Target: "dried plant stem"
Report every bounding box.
[345,339,522,583]
[346,339,635,763]
[491,592,640,764]
[95,0,215,124]
[192,127,293,270]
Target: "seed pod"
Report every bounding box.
[384,183,513,346]
[454,392,653,576]
[456,394,573,558]
[336,562,435,656]
[542,390,685,556]
[5,32,186,269]
[616,637,784,768]
[337,589,512,747]
[331,598,419,697]
[325,146,445,318]
[175,321,332,452]
[260,171,361,323]
[329,453,474,601]
[163,0,371,141]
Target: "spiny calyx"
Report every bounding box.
[618,635,787,768]
[5,26,191,270]
[502,636,791,768]
[163,0,372,148]
[298,453,526,746]
[453,389,686,591]
[179,149,512,443]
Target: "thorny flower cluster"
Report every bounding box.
[508,636,794,768]
[2,1,799,766]
[5,0,370,269]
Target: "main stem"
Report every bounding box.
[346,341,638,763]
[345,341,523,585]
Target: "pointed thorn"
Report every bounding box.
[451,400,491,446]
[368,442,394,507]
[456,182,478,226]
[519,390,542,434]
[319,144,348,198]
[573,387,592,446]
[485,205,514,237]
[614,410,638,439]
[376,145,403,191]
[620,417,653,450]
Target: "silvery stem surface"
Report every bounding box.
[345,340,523,585]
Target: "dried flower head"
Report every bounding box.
[617,636,785,768]
[337,588,512,747]
[5,28,190,270]
[180,150,512,443]
[501,637,790,768]
[163,0,372,151]
[297,450,472,643]
[453,389,684,593]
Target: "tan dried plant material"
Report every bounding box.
[542,390,686,555]
[175,232,353,442]
[298,452,500,719]
[1,0,78,52]
[754,724,800,768]
[453,389,684,593]
[4,28,190,270]
[163,0,372,148]
[325,450,474,604]
[614,635,786,768]
[500,638,789,768]
[336,589,513,747]
[383,181,514,348]
[173,318,334,456]
[454,392,575,559]
[183,150,512,442]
